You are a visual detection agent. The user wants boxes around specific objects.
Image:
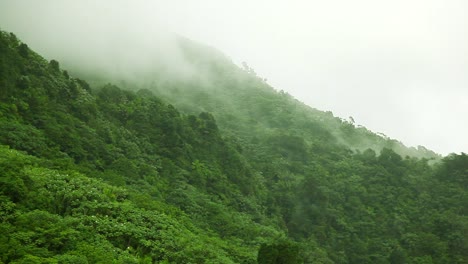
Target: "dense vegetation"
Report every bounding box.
[0,30,466,263]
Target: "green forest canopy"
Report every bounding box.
[0,30,466,263]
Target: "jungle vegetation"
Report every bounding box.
[0,30,466,263]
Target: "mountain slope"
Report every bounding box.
[0,30,278,263]
[0,30,466,263]
[70,35,440,160]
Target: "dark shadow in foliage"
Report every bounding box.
[257,240,302,264]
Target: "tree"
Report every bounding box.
[49,59,60,71]
[18,43,29,58]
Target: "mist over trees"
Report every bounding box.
[0,23,466,264]
[2,0,467,155]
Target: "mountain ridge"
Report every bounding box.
[0,29,466,263]
[56,32,440,161]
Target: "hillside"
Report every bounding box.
[69,36,440,161]
[0,30,466,263]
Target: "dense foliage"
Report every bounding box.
[0,30,466,263]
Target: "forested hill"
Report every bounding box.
[0,29,466,264]
[68,35,440,161]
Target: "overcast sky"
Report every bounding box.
[0,0,467,155]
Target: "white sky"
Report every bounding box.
[0,0,467,155]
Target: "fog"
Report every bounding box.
[0,0,466,155]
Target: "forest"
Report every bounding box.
[0,29,466,263]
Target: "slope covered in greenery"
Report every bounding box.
[80,36,439,161]
[0,30,466,263]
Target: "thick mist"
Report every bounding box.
[0,0,215,86]
[0,0,467,155]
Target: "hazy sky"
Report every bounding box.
[0,0,467,155]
